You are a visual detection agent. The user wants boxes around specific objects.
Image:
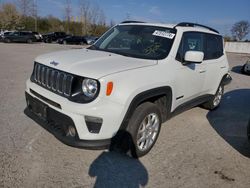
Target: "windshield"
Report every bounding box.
[91,25,176,60]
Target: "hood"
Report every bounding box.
[35,49,157,79]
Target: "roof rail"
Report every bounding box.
[174,22,219,34]
[121,20,146,24]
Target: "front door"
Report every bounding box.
[174,32,206,106]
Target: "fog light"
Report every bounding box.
[85,116,103,133]
[67,126,76,137]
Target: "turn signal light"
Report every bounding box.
[106,82,113,96]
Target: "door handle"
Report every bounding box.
[220,66,226,69]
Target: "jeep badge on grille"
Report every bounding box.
[50,61,59,66]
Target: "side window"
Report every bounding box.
[176,32,204,62]
[204,34,223,60]
[13,32,19,36]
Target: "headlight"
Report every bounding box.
[82,78,98,98]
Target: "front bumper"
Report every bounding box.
[25,92,111,149]
[26,79,125,140]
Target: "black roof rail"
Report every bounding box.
[121,20,146,24]
[174,22,219,34]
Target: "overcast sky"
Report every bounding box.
[2,0,250,37]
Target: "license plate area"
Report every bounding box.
[27,96,48,120]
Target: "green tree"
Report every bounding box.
[0,3,21,30]
[47,15,64,32]
[231,20,250,41]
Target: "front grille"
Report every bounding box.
[32,62,74,97]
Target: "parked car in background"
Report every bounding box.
[0,31,15,42]
[43,32,68,43]
[85,36,99,45]
[4,31,36,43]
[58,36,87,45]
[241,59,250,75]
[31,32,43,42]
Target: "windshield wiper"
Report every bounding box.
[87,44,99,50]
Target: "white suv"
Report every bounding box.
[25,22,231,157]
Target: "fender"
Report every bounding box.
[119,86,172,131]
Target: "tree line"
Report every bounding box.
[0,0,110,36]
[227,20,250,42]
[0,1,249,40]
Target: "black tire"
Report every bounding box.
[63,40,67,45]
[202,84,224,110]
[5,38,11,43]
[27,39,32,43]
[46,38,51,43]
[111,102,162,158]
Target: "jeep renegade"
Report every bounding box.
[25,22,231,157]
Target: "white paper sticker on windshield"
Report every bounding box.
[152,30,175,39]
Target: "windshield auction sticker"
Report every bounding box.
[152,30,175,39]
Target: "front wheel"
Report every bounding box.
[203,84,224,110]
[125,102,162,158]
[5,38,11,43]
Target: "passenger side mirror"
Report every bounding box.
[183,51,204,64]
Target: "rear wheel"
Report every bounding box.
[27,39,32,43]
[46,38,51,43]
[112,102,162,158]
[203,84,224,110]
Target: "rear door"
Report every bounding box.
[19,32,29,42]
[202,34,225,93]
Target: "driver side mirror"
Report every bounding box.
[183,51,204,64]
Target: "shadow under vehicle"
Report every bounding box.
[207,89,250,158]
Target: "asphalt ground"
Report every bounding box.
[0,42,250,188]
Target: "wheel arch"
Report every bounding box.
[220,73,232,86]
[119,86,173,131]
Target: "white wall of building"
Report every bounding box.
[225,42,250,54]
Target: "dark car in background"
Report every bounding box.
[32,32,43,42]
[0,31,14,42]
[85,36,99,45]
[43,32,68,43]
[4,31,36,43]
[241,60,250,75]
[58,36,87,45]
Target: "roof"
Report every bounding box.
[119,21,219,35]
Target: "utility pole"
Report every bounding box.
[32,0,38,31]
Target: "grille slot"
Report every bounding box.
[32,62,74,97]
